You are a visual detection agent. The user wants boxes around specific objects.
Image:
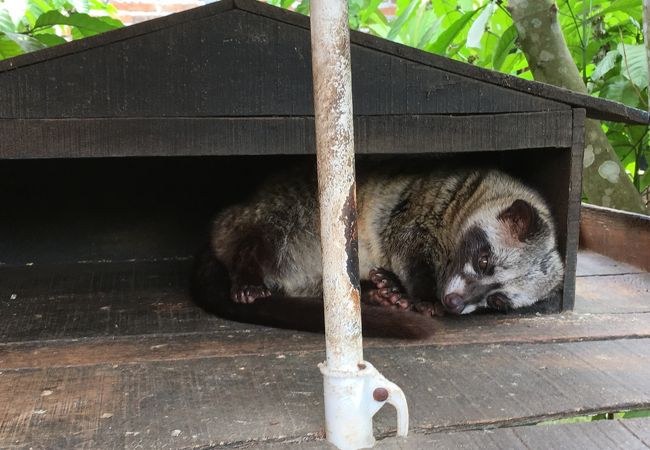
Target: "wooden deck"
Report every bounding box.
[1,250,649,449]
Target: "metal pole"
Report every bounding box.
[311,0,362,373]
[310,2,409,449]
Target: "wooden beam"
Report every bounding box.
[580,203,650,271]
[0,112,573,159]
[3,339,650,447]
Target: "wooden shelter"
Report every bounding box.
[0,0,647,313]
[1,1,649,448]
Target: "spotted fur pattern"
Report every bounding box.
[207,162,564,316]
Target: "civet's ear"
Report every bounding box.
[498,199,539,242]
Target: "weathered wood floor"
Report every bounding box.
[1,250,649,449]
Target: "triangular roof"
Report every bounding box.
[0,0,646,124]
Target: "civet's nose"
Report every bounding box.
[443,293,465,314]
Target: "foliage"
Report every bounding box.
[279,0,649,199]
[0,0,123,60]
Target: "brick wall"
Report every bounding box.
[110,0,395,26]
[110,0,212,25]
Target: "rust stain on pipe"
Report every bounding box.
[341,183,361,292]
[311,0,362,370]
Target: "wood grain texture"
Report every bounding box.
[0,254,649,448]
[3,312,650,370]
[559,108,586,311]
[0,0,644,124]
[1,256,647,345]
[575,274,650,314]
[263,418,650,449]
[0,112,573,159]
[580,204,650,272]
[0,9,565,120]
[577,250,646,276]
[3,339,650,448]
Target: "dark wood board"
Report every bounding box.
[559,108,585,311]
[580,204,650,272]
[236,0,648,125]
[0,112,573,159]
[3,339,650,448]
[1,254,648,344]
[0,9,565,120]
[1,256,648,345]
[4,311,650,371]
[0,0,645,125]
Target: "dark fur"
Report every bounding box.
[192,161,564,338]
[192,246,436,339]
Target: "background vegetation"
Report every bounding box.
[1,0,648,207]
[0,0,122,59]
[277,0,650,207]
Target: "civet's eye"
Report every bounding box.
[478,255,489,271]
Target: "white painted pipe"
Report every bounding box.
[310,0,361,374]
[309,1,409,448]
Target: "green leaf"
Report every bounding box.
[617,43,648,88]
[2,31,47,53]
[427,8,481,55]
[625,124,648,145]
[387,0,418,41]
[0,7,16,33]
[359,0,383,24]
[492,24,517,71]
[600,75,643,107]
[34,32,67,47]
[595,0,641,17]
[416,16,443,49]
[0,33,22,59]
[367,22,390,37]
[466,1,495,49]
[592,49,619,80]
[295,0,309,16]
[35,10,122,35]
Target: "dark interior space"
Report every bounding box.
[0,150,570,266]
[0,150,569,313]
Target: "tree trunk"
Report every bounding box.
[509,0,648,214]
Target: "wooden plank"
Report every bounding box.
[403,418,650,449]
[263,418,650,449]
[0,8,567,121]
[237,0,648,125]
[3,312,650,370]
[560,108,585,311]
[0,112,573,159]
[575,273,650,314]
[2,339,650,448]
[1,0,639,123]
[1,255,648,344]
[577,251,646,276]
[580,204,650,272]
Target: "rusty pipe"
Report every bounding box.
[310,0,362,372]
[309,1,410,449]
